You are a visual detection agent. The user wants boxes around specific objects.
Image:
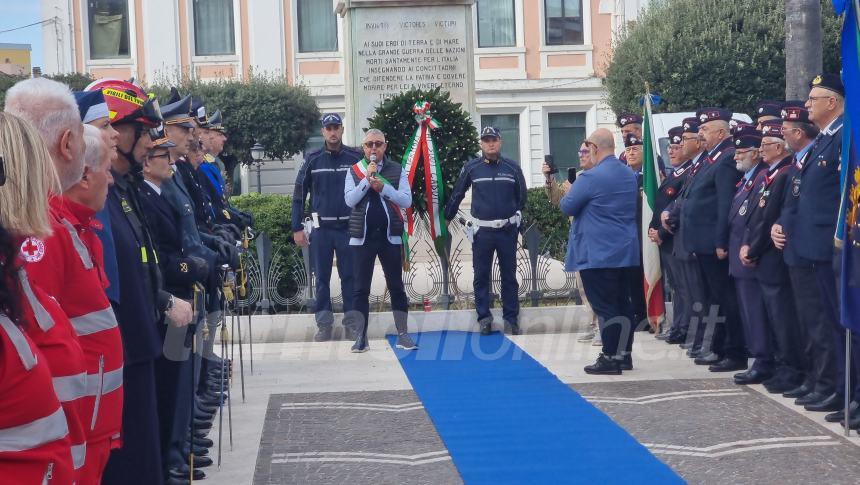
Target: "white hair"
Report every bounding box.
[82,124,106,170]
[364,128,386,142]
[4,77,84,190]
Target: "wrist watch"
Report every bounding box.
[165,294,175,313]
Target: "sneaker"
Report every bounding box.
[396,333,418,350]
[577,330,595,342]
[584,353,622,375]
[479,319,493,335]
[620,354,633,371]
[504,322,522,335]
[351,337,369,353]
[314,326,333,342]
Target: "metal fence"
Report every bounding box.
[235,215,583,314]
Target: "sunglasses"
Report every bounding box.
[363,141,385,148]
[577,149,590,156]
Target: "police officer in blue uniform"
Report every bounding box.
[725,125,771,384]
[738,120,805,389]
[675,108,746,372]
[292,113,362,341]
[444,126,528,335]
[649,127,693,343]
[776,74,853,413]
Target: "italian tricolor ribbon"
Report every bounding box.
[352,158,393,186]
[401,101,448,258]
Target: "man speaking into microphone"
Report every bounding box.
[344,129,415,352]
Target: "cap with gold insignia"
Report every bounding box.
[760,120,784,139]
[809,73,844,96]
[696,107,733,124]
[480,126,501,139]
[616,113,643,127]
[161,94,196,128]
[667,126,684,145]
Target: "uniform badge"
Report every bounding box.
[121,198,132,213]
[759,197,767,208]
[180,262,189,273]
[818,159,827,167]
[792,178,801,197]
[222,209,231,220]
[666,187,676,197]
[739,200,748,216]
[20,237,46,263]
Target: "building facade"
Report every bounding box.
[0,43,32,76]
[41,0,644,193]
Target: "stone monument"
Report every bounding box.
[336,0,476,142]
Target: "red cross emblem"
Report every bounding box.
[20,237,45,263]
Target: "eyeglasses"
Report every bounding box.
[681,136,699,142]
[577,149,590,156]
[760,141,782,148]
[584,140,597,149]
[807,95,834,102]
[363,141,385,148]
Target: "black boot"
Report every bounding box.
[584,353,622,375]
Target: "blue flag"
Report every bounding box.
[836,0,860,332]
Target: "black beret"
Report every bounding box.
[667,126,684,145]
[616,113,643,127]
[695,107,733,124]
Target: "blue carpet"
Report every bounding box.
[389,331,683,484]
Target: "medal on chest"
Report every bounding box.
[739,199,749,216]
[792,177,801,197]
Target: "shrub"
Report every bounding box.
[521,187,569,261]
[604,0,842,115]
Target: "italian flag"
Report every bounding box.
[641,93,666,330]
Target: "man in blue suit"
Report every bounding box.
[560,128,640,375]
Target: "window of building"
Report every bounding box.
[481,114,520,161]
[297,0,338,53]
[193,0,236,56]
[477,0,516,48]
[87,0,131,59]
[547,112,586,174]
[544,0,584,46]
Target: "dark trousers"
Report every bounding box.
[103,360,164,485]
[473,225,520,325]
[677,256,707,348]
[735,277,772,370]
[789,265,837,395]
[627,263,648,329]
[351,231,408,339]
[661,248,688,337]
[697,254,745,359]
[814,261,860,398]
[312,226,355,328]
[579,267,635,358]
[759,278,805,378]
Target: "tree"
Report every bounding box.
[785,0,822,100]
[366,87,479,215]
[604,0,842,115]
[146,74,320,184]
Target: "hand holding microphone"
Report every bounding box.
[368,155,383,192]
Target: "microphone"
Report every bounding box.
[369,154,377,162]
[368,154,378,176]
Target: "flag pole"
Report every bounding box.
[846,330,852,437]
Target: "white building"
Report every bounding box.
[41,0,645,194]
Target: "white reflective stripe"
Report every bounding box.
[69,307,118,337]
[472,177,493,183]
[86,366,123,396]
[310,168,337,173]
[52,372,87,402]
[496,178,516,183]
[18,269,54,331]
[0,407,69,452]
[319,216,350,221]
[60,219,93,269]
[71,442,86,469]
[0,314,37,370]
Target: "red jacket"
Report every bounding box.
[27,197,124,447]
[0,313,75,484]
[15,263,88,475]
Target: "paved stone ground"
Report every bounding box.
[572,378,860,484]
[253,390,462,485]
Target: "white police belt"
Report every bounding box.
[472,212,521,229]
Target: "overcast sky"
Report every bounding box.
[0,1,45,69]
